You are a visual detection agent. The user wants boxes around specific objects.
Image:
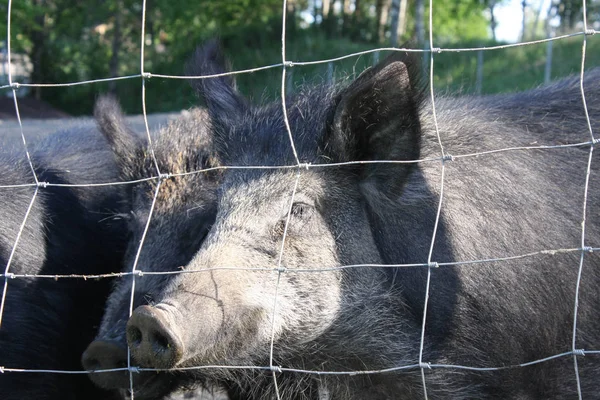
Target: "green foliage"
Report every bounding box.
[431,0,489,42]
[2,0,597,115]
[409,0,489,43]
[433,35,600,95]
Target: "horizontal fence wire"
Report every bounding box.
[1,30,598,91]
[0,139,598,189]
[1,348,599,375]
[0,245,599,280]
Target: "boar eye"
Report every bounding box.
[112,212,132,222]
[290,202,313,219]
[273,202,315,237]
[127,209,149,230]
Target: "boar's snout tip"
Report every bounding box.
[81,339,130,389]
[126,305,184,369]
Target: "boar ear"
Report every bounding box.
[186,40,248,125]
[94,95,142,179]
[329,52,423,200]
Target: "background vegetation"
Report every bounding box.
[1,0,599,115]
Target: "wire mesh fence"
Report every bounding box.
[1,0,599,399]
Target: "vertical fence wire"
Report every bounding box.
[571,1,595,398]
[417,0,448,398]
[0,188,38,328]
[265,1,305,397]
[269,170,302,400]
[0,0,42,329]
[280,0,301,167]
[139,0,161,176]
[126,178,163,399]
[124,0,164,397]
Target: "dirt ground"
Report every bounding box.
[0,110,179,146]
[0,96,191,146]
[0,97,71,120]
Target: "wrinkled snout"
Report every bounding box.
[81,339,130,389]
[126,305,184,369]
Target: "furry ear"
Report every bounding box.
[185,40,248,125]
[94,95,142,179]
[326,52,423,200]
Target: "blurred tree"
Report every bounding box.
[390,0,402,46]
[1,0,497,114]
[553,0,600,32]
[415,0,425,44]
[521,0,527,41]
[376,0,391,42]
[556,0,582,31]
[108,0,122,94]
[485,0,500,41]
[424,0,489,43]
[531,0,546,39]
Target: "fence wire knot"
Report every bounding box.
[10,82,20,90]
[5,273,15,279]
[37,181,50,188]
[592,138,600,145]
[284,61,294,68]
[159,173,173,181]
[585,29,596,36]
[276,266,287,274]
[431,47,442,54]
[270,365,283,373]
[0,366,4,373]
[134,270,144,277]
[142,72,152,79]
[419,362,432,369]
[128,366,141,374]
[299,162,311,170]
[442,154,454,162]
[582,246,593,253]
[573,349,586,356]
[427,262,439,269]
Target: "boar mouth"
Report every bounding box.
[120,372,181,400]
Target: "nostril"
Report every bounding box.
[127,325,143,347]
[127,305,184,369]
[82,339,128,371]
[152,331,171,354]
[84,357,101,372]
[81,339,130,389]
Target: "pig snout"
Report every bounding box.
[126,305,184,369]
[81,339,130,389]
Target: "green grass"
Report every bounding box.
[45,32,600,116]
[432,35,600,95]
[224,33,600,103]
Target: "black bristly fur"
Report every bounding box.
[0,125,129,400]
